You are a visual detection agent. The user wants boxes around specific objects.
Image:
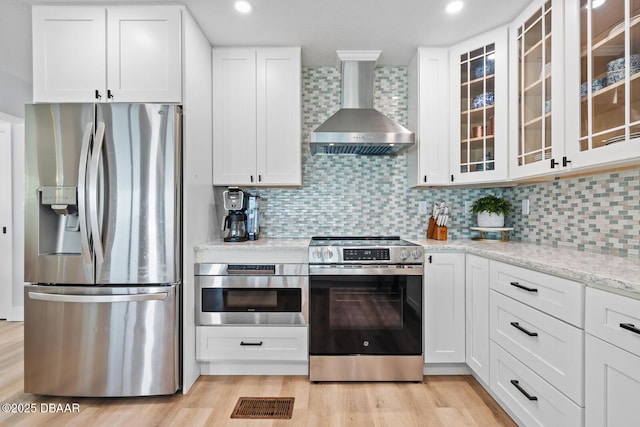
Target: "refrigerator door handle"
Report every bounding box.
[78,122,94,265]
[89,122,106,264]
[27,291,168,303]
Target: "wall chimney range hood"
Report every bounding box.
[310,50,415,155]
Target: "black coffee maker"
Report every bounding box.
[221,188,248,242]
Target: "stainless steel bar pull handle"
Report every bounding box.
[78,122,94,264]
[89,122,106,264]
[510,380,538,401]
[28,292,168,303]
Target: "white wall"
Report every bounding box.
[0,112,25,321]
[0,0,33,116]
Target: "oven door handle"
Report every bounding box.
[309,265,423,276]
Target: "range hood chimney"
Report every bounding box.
[310,50,415,155]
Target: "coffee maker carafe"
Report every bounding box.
[221,188,248,242]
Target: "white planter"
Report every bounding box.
[477,211,504,227]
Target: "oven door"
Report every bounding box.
[309,268,422,355]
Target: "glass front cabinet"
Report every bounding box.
[510,0,565,178]
[565,0,640,168]
[450,26,509,184]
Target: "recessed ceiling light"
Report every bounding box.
[445,1,464,14]
[235,1,252,14]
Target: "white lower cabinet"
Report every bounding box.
[465,254,490,384]
[488,259,585,425]
[491,341,584,427]
[585,287,640,427]
[424,252,466,363]
[196,326,308,362]
[490,290,584,405]
[585,335,640,427]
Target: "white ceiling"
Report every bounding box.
[22,0,531,66]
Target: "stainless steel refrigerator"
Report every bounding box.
[23,103,182,397]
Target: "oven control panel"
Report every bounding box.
[343,248,390,261]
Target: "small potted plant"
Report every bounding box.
[471,194,512,228]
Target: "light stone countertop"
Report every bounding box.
[195,238,310,264]
[411,238,640,299]
[194,237,640,299]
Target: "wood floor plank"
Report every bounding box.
[0,321,516,426]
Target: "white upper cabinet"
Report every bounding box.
[32,5,182,103]
[450,26,509,185]
[564,0,640,170]
[106,7,182,103]
[407,48,450,186]
[510,0,566,179]
[213,47,301,187]
[33,7,107,103]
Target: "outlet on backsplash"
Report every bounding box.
[464,201,472,215]
[418,201,428,215]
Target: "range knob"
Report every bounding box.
[323,249,334,260]
[311,249,323,260]
[399,249,409,260]
[412,249,423,260]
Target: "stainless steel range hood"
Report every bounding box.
[310,51,415,155]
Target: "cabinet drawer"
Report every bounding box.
[490,260,585,327]
[490,291,584,405]
[196,326,307,361]
[491,341,584,427]
[586,287,640,357]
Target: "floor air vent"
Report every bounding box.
[230,397,295,419]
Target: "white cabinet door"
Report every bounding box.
[106,6,182,103]
[465,254,490,384]
[407,48,450,186]
[212,48,258,186]
[564,0,640,172]
[32,6,106,102]
[509,0,566,179]
[424,252,465,363]
[449,26,509,185]
[33,6,182,103]
[213,47,302,187]
[586,334,640,427]
[256,48,301,186]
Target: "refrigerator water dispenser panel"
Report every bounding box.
[40,186,77,215]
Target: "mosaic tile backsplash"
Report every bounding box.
[215,66,640,257]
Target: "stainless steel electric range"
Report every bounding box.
[308,236,424,382]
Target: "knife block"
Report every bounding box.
[427,217,436,239]
[434,226,448,241]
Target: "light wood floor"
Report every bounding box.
[0,321,515,427]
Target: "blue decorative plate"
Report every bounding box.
[473,59,495,79]
[472,92,495,109]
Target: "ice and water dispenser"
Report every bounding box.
[38,185,81,255]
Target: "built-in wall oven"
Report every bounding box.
[195,263,308,325]
[308,237,424,381]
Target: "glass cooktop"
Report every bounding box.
[309,236,418,247]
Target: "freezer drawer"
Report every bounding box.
[24,284,179,397]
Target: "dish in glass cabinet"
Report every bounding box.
[473,59,495,79]
[604,131,640,145]
[606,65,640,86]
[544,100,552,113]
[607,54,640,72]
[580,78,607,98]
[609,14,640,37]
[472,92,495,109]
